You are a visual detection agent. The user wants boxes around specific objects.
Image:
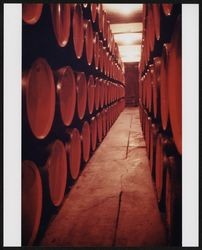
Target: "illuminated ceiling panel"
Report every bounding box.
[110,23,143,34]
[103,4,143,63]
[114,33,142,46]
[119,45,141,62]
[103,4,143,16]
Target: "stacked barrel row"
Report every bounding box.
[22,3,125,246]
[138,4,181,246]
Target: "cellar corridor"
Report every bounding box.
[40,107,166,247]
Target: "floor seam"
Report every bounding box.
[112,191,123,247]
[125,115,133,159]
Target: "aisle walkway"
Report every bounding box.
[40,107,167,247]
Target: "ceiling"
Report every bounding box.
[103,4,143,63]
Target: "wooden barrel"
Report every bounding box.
[107,81,111,105]
[99,40,104,72]
[152,4,161,40]
[155,133,165,203]
[167,16,182,155]
[147,5,155,53]
[93,32,100,70]
[91,4,97,23]
[165,156,182,245]
[81,121,91,162]
[44,140,67,206]
[96,112,103,143]
[75,71,87,120]
[149,123,159,178]
[102,109,107,137]
[148,65,154,113]
[104,80,108,106]
[72,4,84,59]
[94,77,100,111]
[97,4,103,33]
[54,66,76,126]
[90,116,97,151]
[22,160,43,246]
[160,44,170,130]
[142,74,146,107]
[102,10,107,41]
[162,4,173,16]
[84,19,94,65]
[22,4,43,25]
[146,116,152,157]
[153,57,161,119]
[50,4,71,47]
[99,79,105,108]
[155,134,175,205]
[65,128,81,180]
[87,75,95,114]
[22,58,55,139]
[106,20,111,45]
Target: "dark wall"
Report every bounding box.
[124,62,139,107]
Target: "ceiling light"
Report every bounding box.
[119,45,141,62]
[114,33,142,46]
[110,23,143,33]
[103,4,143,16]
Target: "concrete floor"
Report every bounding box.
[40,107,167,247]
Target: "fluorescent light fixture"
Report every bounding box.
[111,23,143,34]
[119,45,141,62]
[103,4,143,16]
[114,33,142,45]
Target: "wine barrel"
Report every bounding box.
[148,65,153,113]
[102,109,107,137]
[50,4,71,47]
[99,40,104,72]
[75,71,87,120]
[167,16,182,155]
[94,77,100,111]
[160,44,170,130]
[91,4,97,23]
[165,156,182,245]
[162,4,173,16]
[93,32,100,70]
[99,79,105,108]
[155,134,176,205]
[84,19,94,66]
[96,112,103,143]
[102,10,107,41]
[104,80,108,106]
[97,4,103,33]
[142,74,146,107]
[87,75,95,114]
[152,4,161,40]
[22,4,43,25]
[146,116,152,157]
[22,160,43,246]
[72,4,84,59]
[155,133,165,203]
[43,140,67,206]
[65,128,81,180]
[90,116,97,151]
[153,57,161,120]
[106,20,111,45]
[147,5,155,53]
[149,123,159,178]
[81,121,91,162]
[54,66,76,126]
[22,58,55,140]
